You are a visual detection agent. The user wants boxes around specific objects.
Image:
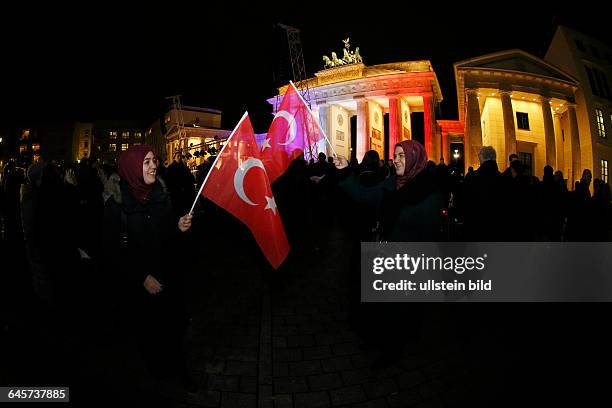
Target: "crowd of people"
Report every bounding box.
[1,148,197,395]
[1,140,611,394]
[4,142,609,269]
[269,142,612,245]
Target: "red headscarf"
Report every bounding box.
[118,144,156,203]
[395,140,428,189]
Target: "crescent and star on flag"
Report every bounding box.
[233,157,278,215]
[260,110,297,152]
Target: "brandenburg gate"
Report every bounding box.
[269,40,444,162]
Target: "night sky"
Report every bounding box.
[1,5,609,133]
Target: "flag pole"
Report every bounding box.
[289,81,338,158]
[189,111,250,214]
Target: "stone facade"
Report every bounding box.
[454,49,581,181]
[268,61,443,162]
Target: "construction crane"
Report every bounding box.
[165,94,187,157]
[277,24,318,159]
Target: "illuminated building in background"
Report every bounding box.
[0,106,230,167]
[437,120,465,171]
[545,25,611,187]
[72,122,93,161]
[162,106,230,167]
[268,41,443,162]
[92,120,149,164]
[267,33,609,186]
[454,49,580,181]
[11,123,76,165]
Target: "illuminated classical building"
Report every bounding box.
[161,106,231,167]
[269,40,443,162]
[454,49,581,181]
[90,107,230,166]
[545,25,611,184]
[269,34,610,187]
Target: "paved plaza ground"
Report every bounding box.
[2,215,612,407]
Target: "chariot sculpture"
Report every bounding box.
[322,38,363,69]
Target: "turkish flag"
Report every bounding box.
[202,113,290,269]
[261,82,324,184]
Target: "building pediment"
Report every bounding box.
[455,49,578,85]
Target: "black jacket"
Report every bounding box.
[165,161,196,216]
[103,179,181,286]
[460,160,508,241]
[338,166,393,241]
[380,169,445,242]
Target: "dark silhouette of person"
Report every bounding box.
[554,170,568,193]
[591,179,612,241]
[308,151,335,251]
[165,152,196,217]
[506,159,537,241]
[566,169,595,241]
[576,169,592,199]
[2,161,25,243]
[537,165,566,241]
[460,146,508,241]
[502,153,520,178]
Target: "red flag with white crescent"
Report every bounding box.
[261,82,324,183]
[201,113,289,268]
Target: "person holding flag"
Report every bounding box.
[102,145,197,393]
[190,112,290,269]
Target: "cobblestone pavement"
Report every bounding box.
[177,221,516,408]
[4,217,611,407]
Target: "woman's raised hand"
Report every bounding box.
[333,155,349,169]
[64,169,77,186]
[144,274,162,295]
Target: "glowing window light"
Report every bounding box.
[596,109,606,138]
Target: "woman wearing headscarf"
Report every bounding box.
[381,140,445,241]
[334,150,393,337]
[103,145,195,392]
[334,141,446,368]
[370,141,445,368]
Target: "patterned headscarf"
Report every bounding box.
[118,144,155,203]
[394,140,428,189]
